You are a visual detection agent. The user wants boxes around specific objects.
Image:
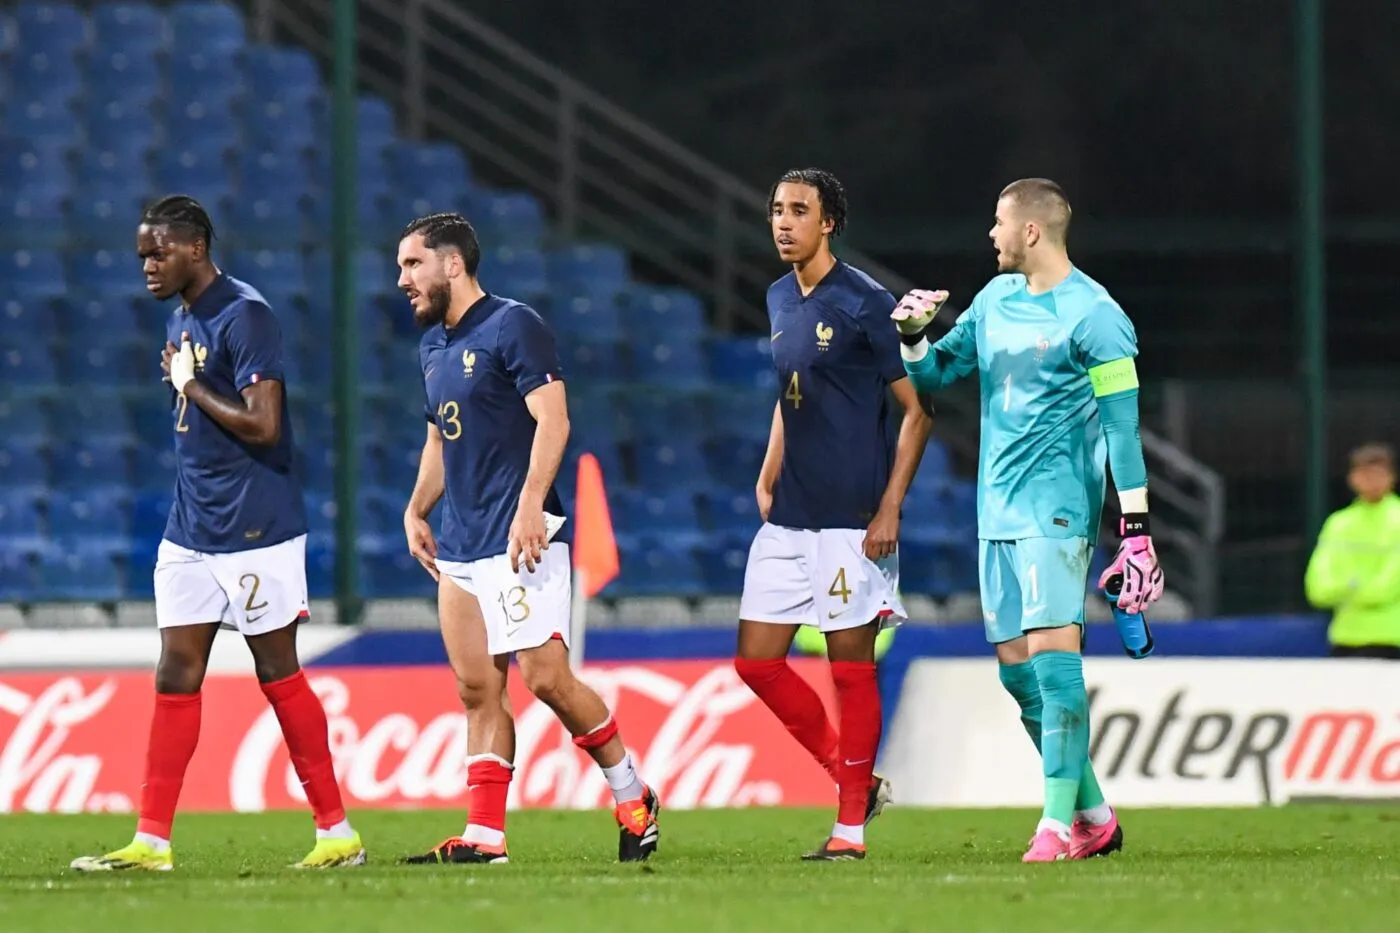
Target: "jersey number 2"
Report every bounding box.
[175,394,190,432]
[785,372,803,408]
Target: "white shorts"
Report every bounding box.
[739,523,905,632]
[154,535,310,637]
[437,543,571,657]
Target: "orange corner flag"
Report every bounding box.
[572,452,619,598]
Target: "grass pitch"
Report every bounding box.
[1,806,1395,932]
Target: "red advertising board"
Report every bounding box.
[0,661,838,814]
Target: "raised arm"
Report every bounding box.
[890,289,978,392]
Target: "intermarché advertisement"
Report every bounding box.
[882,659,1400,807]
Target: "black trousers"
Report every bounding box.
[1329,644,1400,660]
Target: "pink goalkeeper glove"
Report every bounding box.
[1097,515,1165,615]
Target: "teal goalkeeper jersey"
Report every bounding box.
[904,268,1139,541]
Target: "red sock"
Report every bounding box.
[830,661,881,827]
[261,670,346,830]
[466,757,513,836]
[136,692,202,840]
[735,657,839,779]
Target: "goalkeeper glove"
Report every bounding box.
[1097,513,1165,616]
[890,289,949,344]
[170,331,197,394]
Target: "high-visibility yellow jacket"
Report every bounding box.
[1305,493,1400,647]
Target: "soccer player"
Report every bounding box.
[891,179,1165,862]
[395,212,659,865]
[734,169,933,861]
[70,196,363,872]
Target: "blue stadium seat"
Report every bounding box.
[549,289,621,337]
[701,488,762,536]
[60,340,147,387]
[228,250,306,294]
[7,50,83,102]
[60,396,134,444]
[696,535,750,593]
[482,247,546,294]
[620,287,708,335]
[614,489,703,544]
[13,2,89,56]
[70,190,146,250]
[168,1,245,52]
[634,437,707,492]
[165,98,240,142]
[0,443,48,491]
[3,98,80,147]
[630,338,708,388]
[79,145,151,193]
[92,3,169,54]
[0,189,70,249]
[709,336,775,388]
[469,192,545,251]
[0,488,45,544]
[557,339,622,386]
[168,47,242,96]
[131,491,173,541]
[0,295,59,344]
[357,95,397,142]
[71,295,143,335]
[50,439,133,491]
[87,49,162,103]
[131,443,177,493]
[706,391,775,443]
[1,139,73,192]
[1,250,66,300]
[225,197,305,250]
[239,150,310,199]
[38,549,127,601]
[0,339,58,386]
[132,404,172,448]
[303,188,395,245]
[155,147,232,192]
[609,536,704,598]
[390,142,473,212]
[362,551,435,599]
[0,399,51,445]
[704,436,766,491]
[49,489,132,549]
[70,250,147,299]
[244,45,321,98]
[0,548,40,602]
[621,392,703,443]
[306,249,396,300]
[244,95,321,153]
[549,245,628,290]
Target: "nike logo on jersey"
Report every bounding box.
[771,331,783,341]
[828,609,849,620]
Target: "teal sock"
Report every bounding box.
[998,660,1106,814]
[1029,651,1090,827]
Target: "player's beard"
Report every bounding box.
[414,280,453,328]
[998,238,1027,273]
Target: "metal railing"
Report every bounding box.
[251,0,1225,614]
[254,0,911,331]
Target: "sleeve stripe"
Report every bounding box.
[1088,357,1138,397]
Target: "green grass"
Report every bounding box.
[1,806,1397,932]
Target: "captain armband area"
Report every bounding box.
[1088,358,1139,398]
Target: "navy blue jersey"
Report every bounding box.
[163,274,306,552]
[421,295,572,563]
[767,261,906,530]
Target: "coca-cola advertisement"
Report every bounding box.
[0,661,839,814]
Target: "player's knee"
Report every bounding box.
[734,656,785,688]
[1029,651,1087,709]
[454,674,502,713]
[997,661,1041,712]
[518,657,572,707]
[154,650,207,694]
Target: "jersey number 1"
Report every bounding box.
[785,372,803,408]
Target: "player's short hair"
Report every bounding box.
[401,212,481,276]
[767,168,848,237]
[999,178,1072,244]
[140,194,216,247]
[1350,442,1395,471]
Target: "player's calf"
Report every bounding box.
[518,640,659,861]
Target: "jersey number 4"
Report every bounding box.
[785,372,803,408]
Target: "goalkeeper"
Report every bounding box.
[891,179,1164,862]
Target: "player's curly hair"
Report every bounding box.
[141,194,216,247]
[401,211,482,276]
[767,168,848,237]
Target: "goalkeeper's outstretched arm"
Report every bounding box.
[891,289,977,392]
